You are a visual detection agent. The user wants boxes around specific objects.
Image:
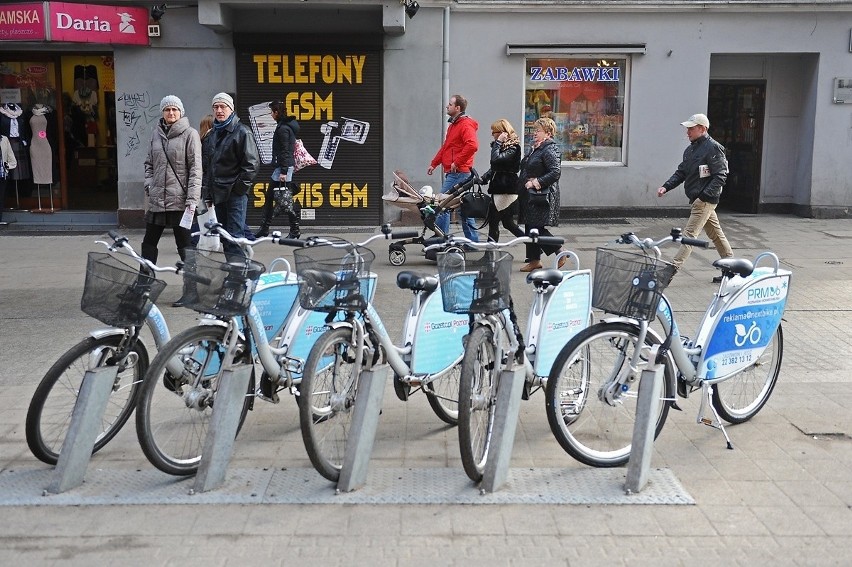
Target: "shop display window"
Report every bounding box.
[524,57,628,165]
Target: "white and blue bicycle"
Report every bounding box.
[545,228,790,467]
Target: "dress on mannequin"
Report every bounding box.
[29,105,53,185]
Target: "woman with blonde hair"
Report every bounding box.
[519,117,563,272]
[480,118,525,243]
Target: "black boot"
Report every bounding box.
[254,222,270,238]
[286,214,300,239]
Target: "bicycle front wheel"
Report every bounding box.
[545,322,673,468]
[299,326,361,482]
[458,326,500,482]
[135,325,253,476]
[26,335,146,465]
[425,360,461,426]
[712,324,783,424]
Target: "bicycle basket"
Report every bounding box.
[437,249,513,314]
[293,243,375,312]
[181,249,266,318]
[592,247,676,321]
[81,251,166,327]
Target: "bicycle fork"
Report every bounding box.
[601,321,651,406]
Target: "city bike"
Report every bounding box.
[134,224,407,476]
[25,232,178,465]
[435,233,592,482]
[296,232,470,481]
[545,228,791,467]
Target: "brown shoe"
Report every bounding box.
[520,260,542,272]
[557,253,567,269]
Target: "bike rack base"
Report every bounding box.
[48,365,120,494]
[625,346,664,494]
[481,365,525,494]
[193,364,254,494]
[338,364,390,493]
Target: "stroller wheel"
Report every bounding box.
[389,247,406,266]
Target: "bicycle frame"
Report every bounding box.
[330,282,468,385]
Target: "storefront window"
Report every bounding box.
[524,57,628,164]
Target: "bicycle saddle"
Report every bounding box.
[712,258,754,278]
[301,269,338,290]
[526,268,564,289]
[396,270,439,293]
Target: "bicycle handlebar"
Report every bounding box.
[616,227,709,256]
[423,229,564,252]
[98,231,179,274]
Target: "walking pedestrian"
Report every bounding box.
[519,117,564,272]
[255,101,301,239]
[427,94,479,241]
[657,113,733,281]
[481,118,524,242]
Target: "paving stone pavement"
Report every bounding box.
[0,213,850,566]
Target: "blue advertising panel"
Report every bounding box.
[410,287,468,374]
[534,271,592,376]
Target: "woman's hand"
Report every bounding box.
[497,132,508,143]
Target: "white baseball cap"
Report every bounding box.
[681,113,710,128]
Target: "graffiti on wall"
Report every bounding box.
[116,90,159,156]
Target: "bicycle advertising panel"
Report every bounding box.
[408,289,468,375]
[697,270,791,380]
[531,270,592,376]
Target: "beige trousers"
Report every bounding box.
[672,198,733,269]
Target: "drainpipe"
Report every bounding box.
[442,6,450,137]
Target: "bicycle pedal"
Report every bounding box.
[521,381,532,401]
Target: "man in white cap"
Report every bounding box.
[202,92,259,257]
[657,112,733,282]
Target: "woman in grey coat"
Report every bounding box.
[142,95,201,264]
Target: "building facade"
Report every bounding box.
[2,0,850,229]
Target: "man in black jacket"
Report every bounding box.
[657,113,733,281]
[203,92,259,257]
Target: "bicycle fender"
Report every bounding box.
[88,327,127,340]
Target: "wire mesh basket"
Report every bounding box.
[180,249,265,318]
[293,243,375,312]
[437,249,513,314]
[592,247,677,321]
[81,252,167,327]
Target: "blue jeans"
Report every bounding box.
[215,192,248,258]
[435,172,478,241]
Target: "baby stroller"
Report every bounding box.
[382,169,481,266]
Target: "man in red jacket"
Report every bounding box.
[427,94,480,241]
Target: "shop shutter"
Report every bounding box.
[235,38,383,227]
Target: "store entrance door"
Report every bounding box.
[707,82,765,213]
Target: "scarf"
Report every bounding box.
[213,114,235,130]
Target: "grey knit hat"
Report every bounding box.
[159,95,184,114]
[211,92,234,110]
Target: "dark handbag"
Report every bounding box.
[460,186,491,219]
[272,182,293,217]
[527,187,550,205]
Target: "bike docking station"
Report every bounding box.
[193,363,255,493]
[625,344,664,494]
[337,364,391,493]
[480,364,526,494]
[47,365,121,494]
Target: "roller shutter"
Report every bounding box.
[235,37,383,227]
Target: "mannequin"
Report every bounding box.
[0,103,32,201]
[29,104,54,210]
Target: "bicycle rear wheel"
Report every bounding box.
[425,360,461,425]
[299,326,361,482]
[712,324,783,424]
[545,321,673,468]
[26,335,146,465]
[458,325,500,482]
[135,325,253,476]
